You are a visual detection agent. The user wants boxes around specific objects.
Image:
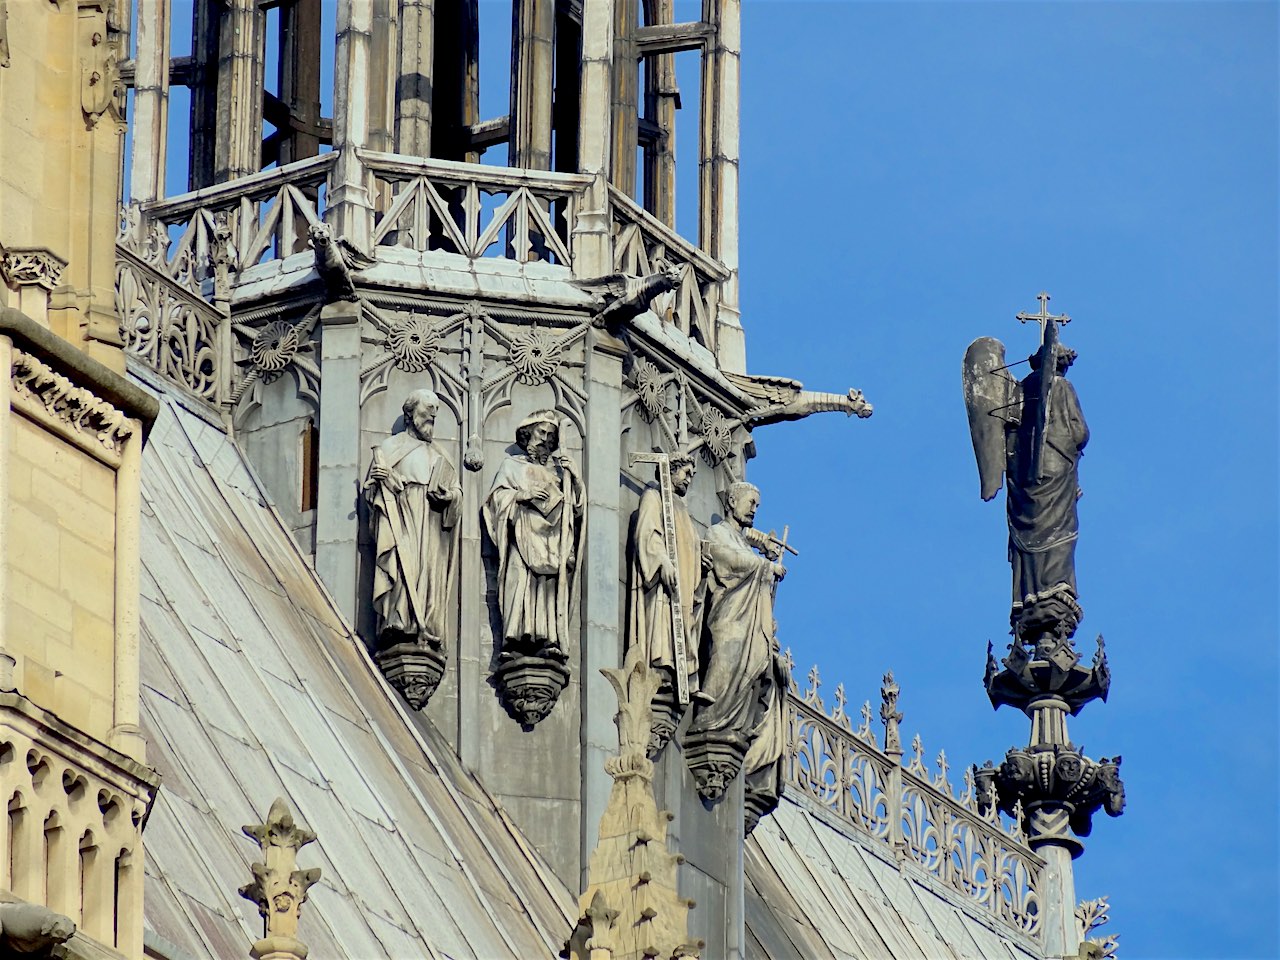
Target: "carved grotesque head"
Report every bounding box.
[307,222,333,247]
[403,389,441,442]
[516,411,560,463]
[726,481,761,527]
[1098,756,1126,816]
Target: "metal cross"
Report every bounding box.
[1015,291,1071,346]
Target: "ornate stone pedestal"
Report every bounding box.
[495,654,571,728]
[647,683,683,759]
[684,731,748,803]
[376,643,446,711]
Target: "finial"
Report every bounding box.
[804,665,823,708]
[934,749,952,795]
[831,682,848,727]
[879,671,902,756]
[856,700,875,744]
[907,733,927,777]
[239,798,321,960]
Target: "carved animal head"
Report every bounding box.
[307,222,334,248]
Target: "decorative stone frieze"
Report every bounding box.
[10,349,134,455]
[0,247,68,291]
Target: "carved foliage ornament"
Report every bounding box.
[0,246,67,291]
[11,350,134,452]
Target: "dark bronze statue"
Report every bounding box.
[964,294,1089,647]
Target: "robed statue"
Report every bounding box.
[364,389,462,651]
[685,481,786,800]
[626,451,706,755]
[964,298,1089,646]
[484,411,584,661]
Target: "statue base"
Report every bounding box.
[376,643,446,711]
[985,634,1110,715]
[744,785,781,836]
[647,683,684,759]
[684,731,748,803]
[494,653,571,728]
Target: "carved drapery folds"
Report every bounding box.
[626,451,703,758]
[484,410,583,727]
[363,390,462,711]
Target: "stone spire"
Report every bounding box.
[565,644,701,960]
[239,798,322,960]
[966,297,1124,958]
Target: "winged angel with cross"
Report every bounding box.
[963,293,1090,649]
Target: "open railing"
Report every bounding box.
[364,151,592,268]
[133,153,336,289]
[608,186,728,354]
[783,663,1044,943]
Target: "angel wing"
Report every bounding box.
[962,337,1015,501]
[336,235,377,272]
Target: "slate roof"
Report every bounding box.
[745,794,1045,960]
[135,377,575,959]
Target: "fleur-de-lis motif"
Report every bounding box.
[1008,799,1026,842]
[831,682,849,728]
[961,766,977,809]
[804,665,823,709]
[934,749,952,794]
[907,733,928,776]
[856,700,875,744]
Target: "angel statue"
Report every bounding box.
[963,294,1089,649]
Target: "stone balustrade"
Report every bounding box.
[783,663,1045,944]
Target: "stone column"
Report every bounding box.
[699,0,744,372]
[642,0,678,227]
[609,0,639,194]
[129,0,171,202]
[111,418,146,763]
[510,0,556,170]
[576,0,629,894]
[314,301,363,624]
[579,330,625,891]
[330,0,375,251]
[213,0,266,183]
[575,0,614,277]
[396,0,435,157]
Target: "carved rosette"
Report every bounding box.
[494,655,571,729]
[376,644,447,712]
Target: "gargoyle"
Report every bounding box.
[0,901,76,954]
[307,222,375,303]
[574,259,683,334]
[726,372,874,426]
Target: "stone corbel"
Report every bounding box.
[1,246,68,292]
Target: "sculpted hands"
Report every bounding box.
[771,562,787,582]
[517,484,553,504]
[368,461,403,493]
[659,558,678,592]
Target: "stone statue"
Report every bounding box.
[484,410,583,662]
[307,222,374,303]
[626,450,706,755]
[684,481,786,800]
[363,390,461,709]
[742,622,789,834]
[964,305,1089,646]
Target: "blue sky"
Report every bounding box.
[728,3,1277,958]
